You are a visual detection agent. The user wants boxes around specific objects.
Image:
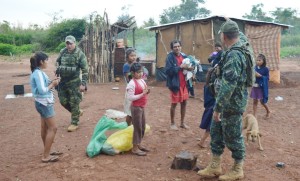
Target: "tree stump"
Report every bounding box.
[171,151,197,170]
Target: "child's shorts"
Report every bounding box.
[200,107,213,131]
[250,87,263,100]
[35,101,55,119]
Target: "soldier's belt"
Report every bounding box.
[222,111,243,118]
[58,66,78,72]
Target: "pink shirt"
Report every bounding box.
[126,79,148,107]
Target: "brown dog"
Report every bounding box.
[243,114,263,151]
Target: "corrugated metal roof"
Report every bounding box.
[146,15,292,30]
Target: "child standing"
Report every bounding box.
[250,54,271,118]
[136,57,149,81]
[123,48,136,126]
[126,63,150,156]
[198,69,216,148]
[208,42,223,67]
[30,52,61,163]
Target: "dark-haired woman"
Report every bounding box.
[30,52,61,163]
[165,40,192,130]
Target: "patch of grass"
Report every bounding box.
[281,34,300,47]
[0,54,28,62]
[280,46,300,58]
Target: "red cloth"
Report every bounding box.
[176,55,186,88]
[132,79,147,107]
[170,55,188,103]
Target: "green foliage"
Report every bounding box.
[0,33,32,46]
[243,4,300,34]
[135,30,156,56]
[281,34,300,47]
[16,44,37,53]
[14,34,32,45]
[0,21,12,34]
[242,3,273,21]
[160,7,181,24]
[281,33,300,58]
[280,46,300,58]
[271,7,297,25]
[1,4,300,60]
[0,43,16,55]
[0,34,14,44]
[271,8,300,35]
[126,28,156,56]
[30,29,49,50]
[141,18,157,28]
[45,18,86,51]
[55,42,66,52]
[159,0,210,24]
[0,43,38,55]
[118,5,131,22]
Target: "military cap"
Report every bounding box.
[65,35,76,44]
[218,20,239,34]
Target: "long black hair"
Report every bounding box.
[130,62,142,73]
[125,48,136,60]
[30,52,48,72]
[257,53,267,67]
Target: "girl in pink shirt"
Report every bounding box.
[126,63,150,156]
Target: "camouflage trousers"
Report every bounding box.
[58,87,82,125]
[210,113,245,161]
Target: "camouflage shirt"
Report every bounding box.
[214,41,248,114]
[56,47,88,87]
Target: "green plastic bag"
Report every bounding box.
[86,116,127,158]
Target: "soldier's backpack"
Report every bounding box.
[208,45,255,97]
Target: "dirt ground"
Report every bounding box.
[0,55,299,181]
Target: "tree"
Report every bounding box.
[141,18,157,28]
[47,10,64,27]
[271,7,300,34]
[159,0,210,24]
[271,8,297,24]
[0,21,12,34]
[159,7,181,24]
[117,5,132,23]
[242,3,273,22]
[45,18,86,51]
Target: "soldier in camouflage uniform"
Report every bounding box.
[56,35,88,132]
[198,19,249,180]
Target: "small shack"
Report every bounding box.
[148,16,290,83]
[79,13,137,83]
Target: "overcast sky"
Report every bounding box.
[0,0,299,28]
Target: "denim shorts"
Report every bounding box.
[35,101,55,119]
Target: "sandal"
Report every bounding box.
[50,151,63,156]
[170,124,179,131]
[42,156,59,163]
[132,149,147,156]
[197,143,207,148]
[138,145,150,152]
[180,123,190,129]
